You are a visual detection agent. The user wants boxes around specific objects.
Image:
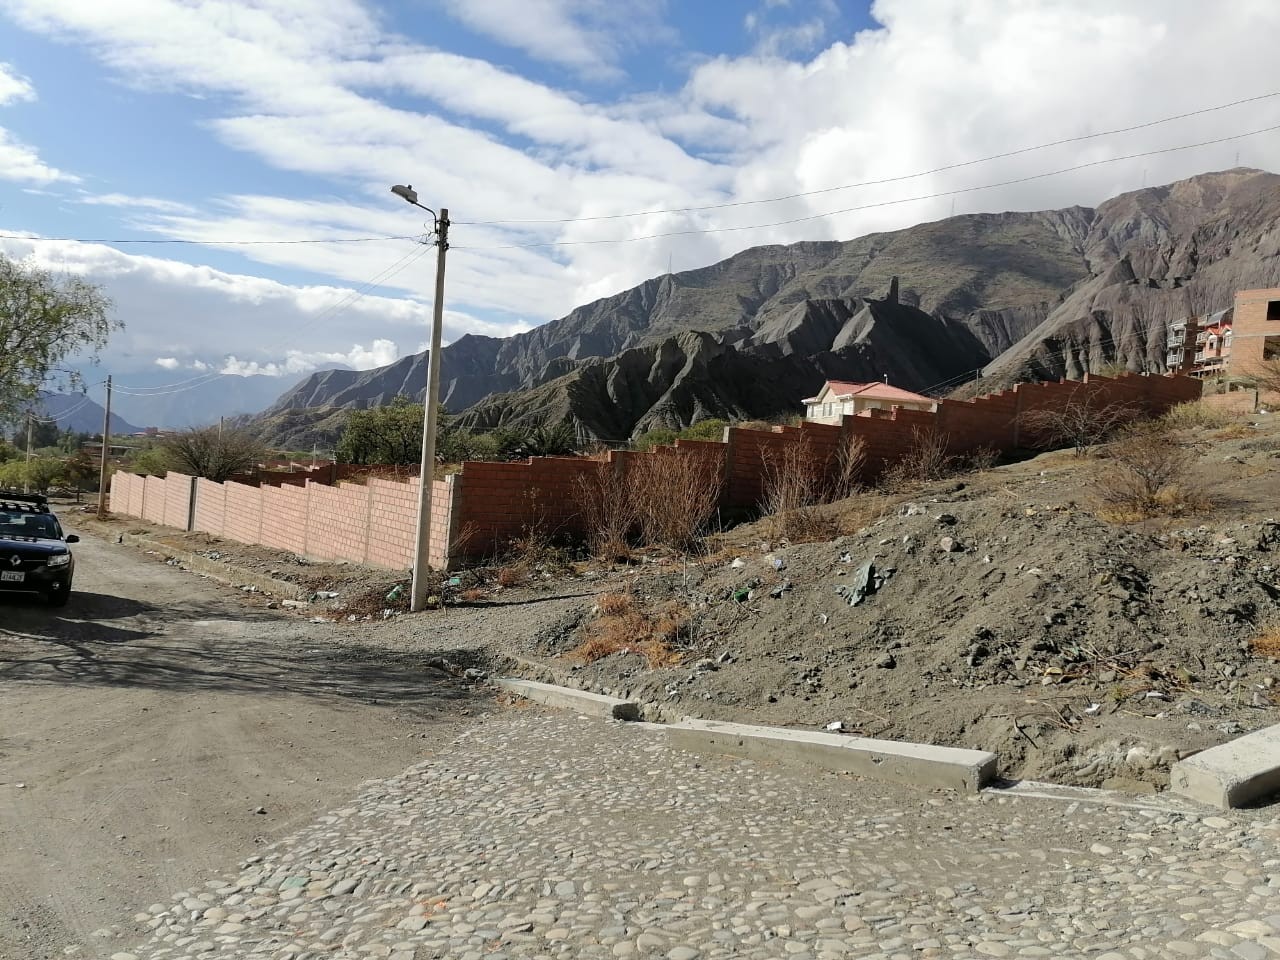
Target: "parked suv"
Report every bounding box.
[0,492,79,606]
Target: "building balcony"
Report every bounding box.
[1168,336,1185,346]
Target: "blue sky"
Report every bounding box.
[1,0,1278,420]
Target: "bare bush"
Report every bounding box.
[760,437,839,541]
[574,464,636,562]
[1019,386,1139,455]
[1092,424,1208,521]
[963,445,1001,471]
[158,425,266,481]
[830,433,868,500]
[628,450,722,552]
[879,427,953,490]
[1159,400,1242,431]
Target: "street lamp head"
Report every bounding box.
[391,184,419,205]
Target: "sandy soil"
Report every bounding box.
[0,533,485,960]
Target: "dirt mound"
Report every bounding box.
[514,420,1280,790]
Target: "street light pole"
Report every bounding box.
[390,185,450,613]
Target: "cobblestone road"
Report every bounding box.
[116,711,1280,960]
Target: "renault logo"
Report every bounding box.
[8,555,20,568]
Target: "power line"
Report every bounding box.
[0,232,418,246]
[112,245,432,399]
[453,121,1280,252]
[456,90,1280,226]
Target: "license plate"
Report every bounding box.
[1,571,24,583]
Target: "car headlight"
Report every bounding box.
[47,553,71,567]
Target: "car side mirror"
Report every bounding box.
[65,534,80,543]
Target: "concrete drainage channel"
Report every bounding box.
[492,677,1280,811]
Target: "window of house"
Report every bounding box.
[1268,301,1280,322]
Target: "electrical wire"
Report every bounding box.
[112,245,432,399]
[456,90,1280,226]
[0,232,418,246]
[453,121,1280,251]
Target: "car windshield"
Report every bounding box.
[0,509,60,539]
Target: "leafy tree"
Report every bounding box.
[128,446,171,478]
[522,421,578,457]
[0,255,117,428]
[337,396,427,465]
[0,456,66,494]
[158,425,267,482]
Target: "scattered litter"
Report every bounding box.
[446,576,463,587]
[385,585,404,602]
[732,587,751,603]
[768,555,786,571]
[1084,703,1102,715]
[281,599,307,609]
[824,721,844,732]
[833,561,894,607]
[730,558,746,569]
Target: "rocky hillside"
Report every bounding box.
[258,168,1280,445]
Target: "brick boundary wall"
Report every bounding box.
[109,471,456,572]
[109,373,1202,571]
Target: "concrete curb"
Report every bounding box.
[493,678,641,721]
[662,717,998,794]
[79,521,307,601]
[1170,722,1280,809]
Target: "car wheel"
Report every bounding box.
[47,585,71,608]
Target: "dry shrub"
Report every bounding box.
[629,450,722,552]
[1249,625,1280,658]
[574,465,636,562]
[495,565,528,588]
[831,433,868,500]
[568,591,688,668]
[1093,424,1208,522]
[1019,387,1139,455]
[1213,423,1253,440]
[963,445,1001,471]
[460,587,488,603]
[1160,400,1241,431]
[759,437,837,542]
[879,427,954,490]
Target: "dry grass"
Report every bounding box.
[567,591,688,668]
[460,587,488,603]
[878,427,954,490]
[1249,625,1280,658]
[1212,423,1253,440]
[1159,400,1242,431]
[1092,424,1209,522]
[495,565,528,588]
[574,465,636,563]
[629,450,723,552]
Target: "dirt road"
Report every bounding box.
[0,532,478,960]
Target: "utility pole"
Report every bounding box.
[97,375,112,517]
[391,185,449,613]
[24,412,33,493]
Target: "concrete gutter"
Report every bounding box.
[493,678,641,721]
[1170,722,1280,809]
[661,717,998,794]
[79,521,307,601]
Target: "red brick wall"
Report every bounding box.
[107,374,1202,569]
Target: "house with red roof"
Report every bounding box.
[802,380,937,424]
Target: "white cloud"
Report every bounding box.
[0,61,76,184]
[436,0,668,76]
[220,338,399,377]
[80,192,196,214]
[4,0,1280,389]
[0,61,35,104]
[0,234,516,382]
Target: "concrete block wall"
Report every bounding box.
[259,483,307,555]
[302,482,369,564]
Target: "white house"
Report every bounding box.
[802,380,937,424]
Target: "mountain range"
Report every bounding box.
[254,168,1280,446]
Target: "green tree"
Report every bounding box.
[337,396,424,465]
[0,255,118,428]
[128,446,171,478]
